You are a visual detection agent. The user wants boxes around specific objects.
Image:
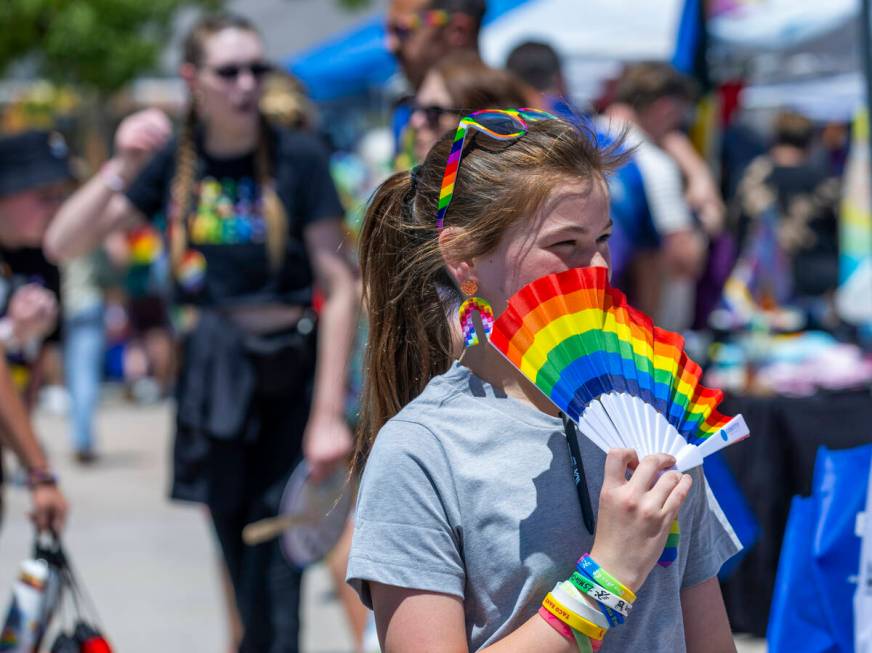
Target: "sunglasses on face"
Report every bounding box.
[387,9,450,43]
[436,108,557,230]
[410,102,457,130]
[208,61,273,81]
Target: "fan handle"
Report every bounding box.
[674,414,750,472]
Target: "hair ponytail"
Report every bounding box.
[353,171,454,476]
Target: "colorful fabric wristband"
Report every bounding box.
[554,582,610,630]
[568,571,632,617]
[538,605,574,642]
[542,592,607,641]
[577,554,637,603]
[27,469,58,489]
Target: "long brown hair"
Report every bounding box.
[354,118,626,476]
[170,13,287,274]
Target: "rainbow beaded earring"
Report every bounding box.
[458,279,494,347]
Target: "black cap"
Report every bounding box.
[0,130,73,198]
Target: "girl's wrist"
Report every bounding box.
[586,547,642,595]
[27,468,58,490]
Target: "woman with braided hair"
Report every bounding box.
[46,13,359,652]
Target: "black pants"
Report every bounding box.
[207,391,310,653]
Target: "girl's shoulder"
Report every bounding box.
[367,363,475,460]
[389,361,473,424]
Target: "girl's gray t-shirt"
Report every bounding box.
[347,361,741,652]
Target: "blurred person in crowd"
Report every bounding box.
[2,227,64,412]
[0,130,70,533]
[410,51,531,162]
[731,110,840,305]
[600,62,706,329]
[815,121,850,178]
[46,13,358,653]
[386,0,486,91]
[61,248,112,463]
[505,40,586,124]
[102,227,174,403]
[387,0,487,165]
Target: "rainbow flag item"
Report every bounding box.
[128,227,163,265]
[489,267,750,565]
[178,250,207,293]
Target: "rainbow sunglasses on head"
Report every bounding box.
[436,108,557,230]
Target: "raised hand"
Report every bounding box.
[113,108,173,177]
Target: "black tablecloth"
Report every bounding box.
[719,387,872,636]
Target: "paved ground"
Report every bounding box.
[0,395,767,652]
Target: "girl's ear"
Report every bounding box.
[438,226,474,288]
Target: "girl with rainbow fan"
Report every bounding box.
[348,109,740,652]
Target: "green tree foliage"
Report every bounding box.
[0,0,221,93]
[336,0,373,9]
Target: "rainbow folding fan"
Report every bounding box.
[489,266,750,474]
[488,267,750,566]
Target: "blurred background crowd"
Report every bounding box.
[0,0,871,651]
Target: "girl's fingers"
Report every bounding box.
[626,453,677,493]
[646,469,683,509]
[602,449,639,489]
[661,473,693,519]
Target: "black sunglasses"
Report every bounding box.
[209,62,273,81]
[410,102,457,129]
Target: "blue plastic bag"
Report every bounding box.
[767,444,872,653]
[811,445,872,652]
[768,495,839,653]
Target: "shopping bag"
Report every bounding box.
[856,453,872,653]
[811,445,872,653]
[768,496,838,653]
[0,533,64,652]
[46,537,112,653]
[768,444,872,653]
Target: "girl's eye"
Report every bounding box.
[550,240,575,249]
[597,232,612,244]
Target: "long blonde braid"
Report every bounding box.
[168,105,199,275]
[255,113,288,271]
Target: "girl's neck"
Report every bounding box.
[459,344,560,417]
[202,123,259,158]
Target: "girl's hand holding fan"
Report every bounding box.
[590,450,692,592]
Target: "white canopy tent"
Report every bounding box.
[710,0,863,121]
[479,0,685,105]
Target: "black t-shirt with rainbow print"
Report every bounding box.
[125,126,342,308]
